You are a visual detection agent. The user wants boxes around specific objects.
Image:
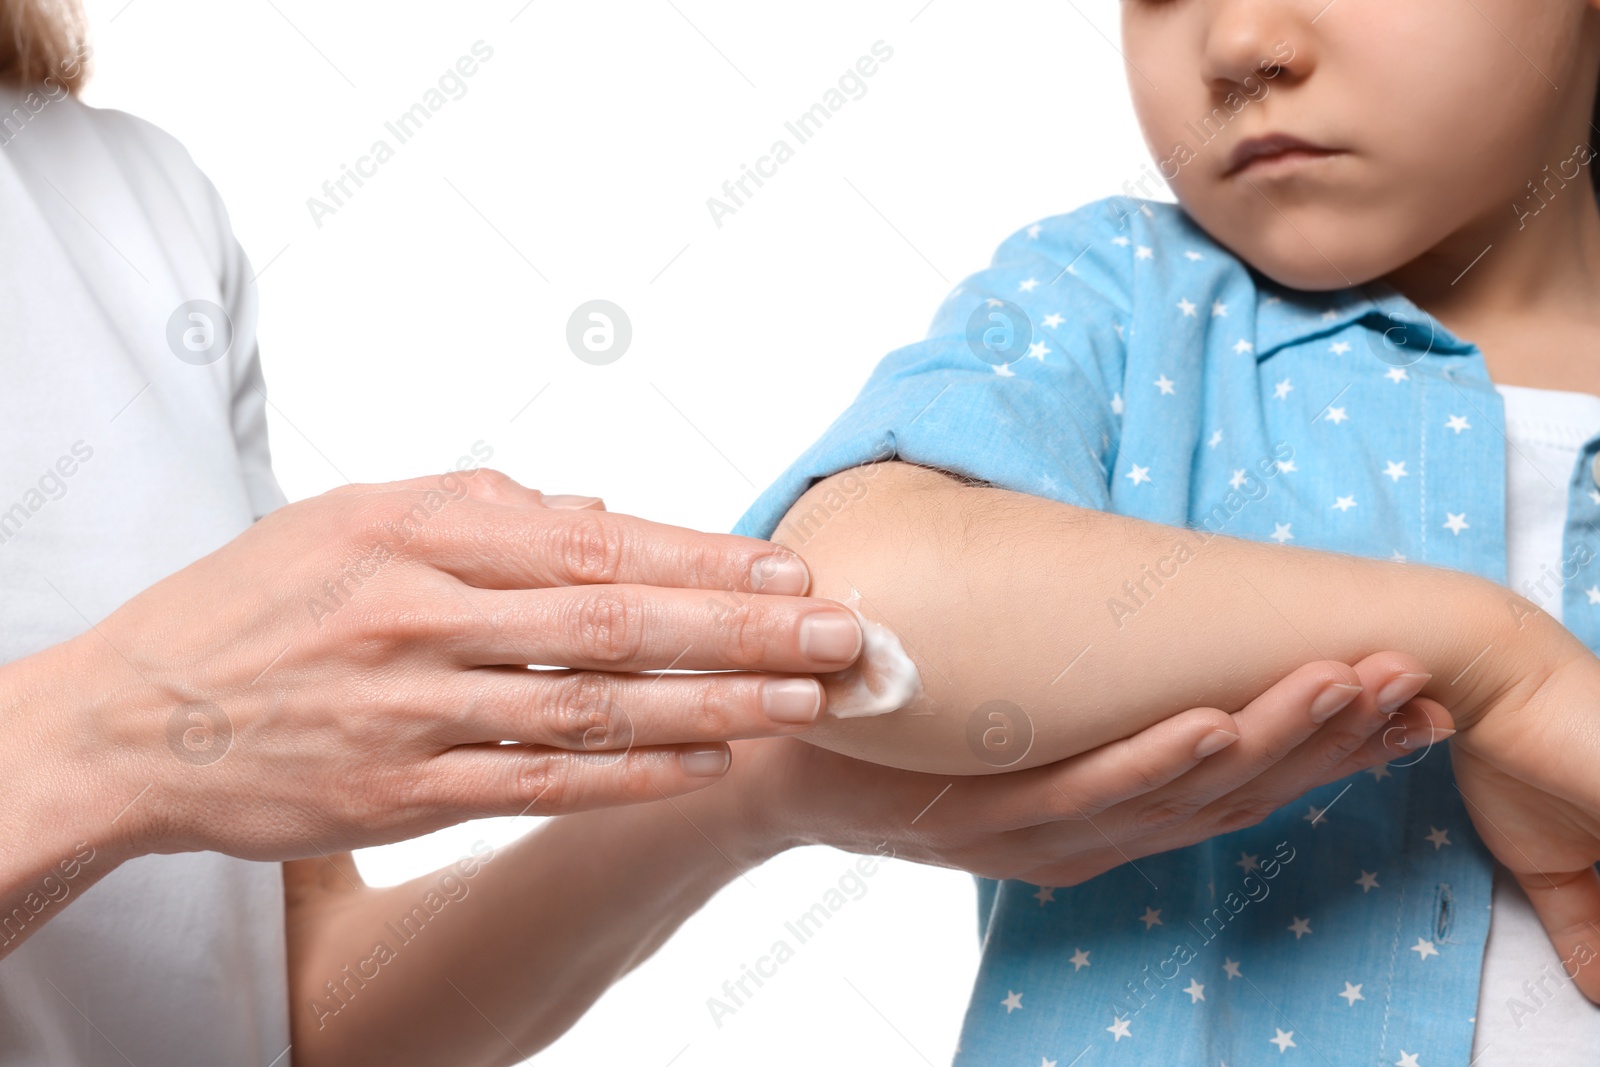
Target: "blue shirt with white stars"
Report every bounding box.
[733,193,1600,1066]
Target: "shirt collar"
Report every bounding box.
[1247,268,1480,364]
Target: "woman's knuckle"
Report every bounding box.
[513,755,568,812]
[549,513,624,585]
[1130,794,1201,835]
[1216,798,1277,833]
[572,587,645,666]
[545,673,616,749]
[720,605,775,669]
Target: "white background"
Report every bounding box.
[78,2,1159,1063]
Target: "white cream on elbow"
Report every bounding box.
[824,601,924,718]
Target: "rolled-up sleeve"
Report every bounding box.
[733,198,1133,540]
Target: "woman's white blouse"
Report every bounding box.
[0,85,289,1065]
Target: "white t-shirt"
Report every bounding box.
[1470,382,1600,1061]
[0,86,289,1064]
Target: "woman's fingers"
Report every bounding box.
[1106,659,1370,830]
[425,741,736,819]
[456,584,864,673]
[446,667,823,748]
[1025,706,1240,823]
[1189,655,1437,811]
[1329,695,1455,777]
[418,487,817,596]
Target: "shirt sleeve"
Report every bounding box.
[732,197,1135,540]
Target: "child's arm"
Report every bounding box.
[779,460,1584,775]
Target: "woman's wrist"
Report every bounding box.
[673,740,806,867]
[1,635,159,867]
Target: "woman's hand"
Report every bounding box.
[6,469,863,865]
[724,651,1447,886]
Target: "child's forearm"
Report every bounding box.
[776,461,1556,775]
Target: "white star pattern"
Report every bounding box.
[1588,585,1600,604]
[1139,906,1163,929]
[1178,298,1198,317]
[1355,870,1380,892]
[1184,979,1206,1003]
[1208,429,1223,448]
[1444,512,1470,535]
[1027,224,1041,239]
[1426,826,1452,849]
[1276,459,1297,473]
[1111,235,1130,247]
[1019,278,1039,292]
[1270,1028,1297,1053]
[1185,249,1204,261]
[1234,338,1254,355]
[1154,374,1176,395]
[1386,366,1410,383]
[1334,495,1357,511]
[1135,246,1154,260]
[1223,958,1242,979]
[1111,392,1124,415]
[1236,852,1260,874]
[1340,982,1365,1006]
[1107,1015,1132,1040]
[1273,377,1294,399]
[1305,803,1328,827]
[1041,312,1064,329]
[1367,763,1393,780]
[1446,414,1471,433]
[1002,990,1024,1013]
[1028,341,1051,361]
[1329,340,1351,355]
[1212,301,1228,317]
[1396,1052,1421,1067]
[1271,523,1293,544]
[1126,464,1151,486]
[1287,916,1313,939]
[1324,405,1349,424]
[1229,469,1248,490]
[1069,948,1091,971]
[1035,886,1055,905]
[1411,937,1439,961]
[1384,461,1408,482]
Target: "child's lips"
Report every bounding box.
[1226,133,1344,177]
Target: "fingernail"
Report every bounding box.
[544,494,603,509]
[1194,729,1240,759]
[1395,725,1457,749]
[1310,682,1365,724]
[762,679,822,724]
[1377,672,1432,714]
[750,553,809,596]
[799,612,862,665]
[680,746,731,777]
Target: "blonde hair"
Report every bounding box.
[0,0,89,95]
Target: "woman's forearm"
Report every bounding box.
[0,640,141,961]
[777,461,1554,775]
[286,783,777,1067]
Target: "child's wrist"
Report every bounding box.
[1432,581,1584,733]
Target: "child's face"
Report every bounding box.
[1120,0,1600,292]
